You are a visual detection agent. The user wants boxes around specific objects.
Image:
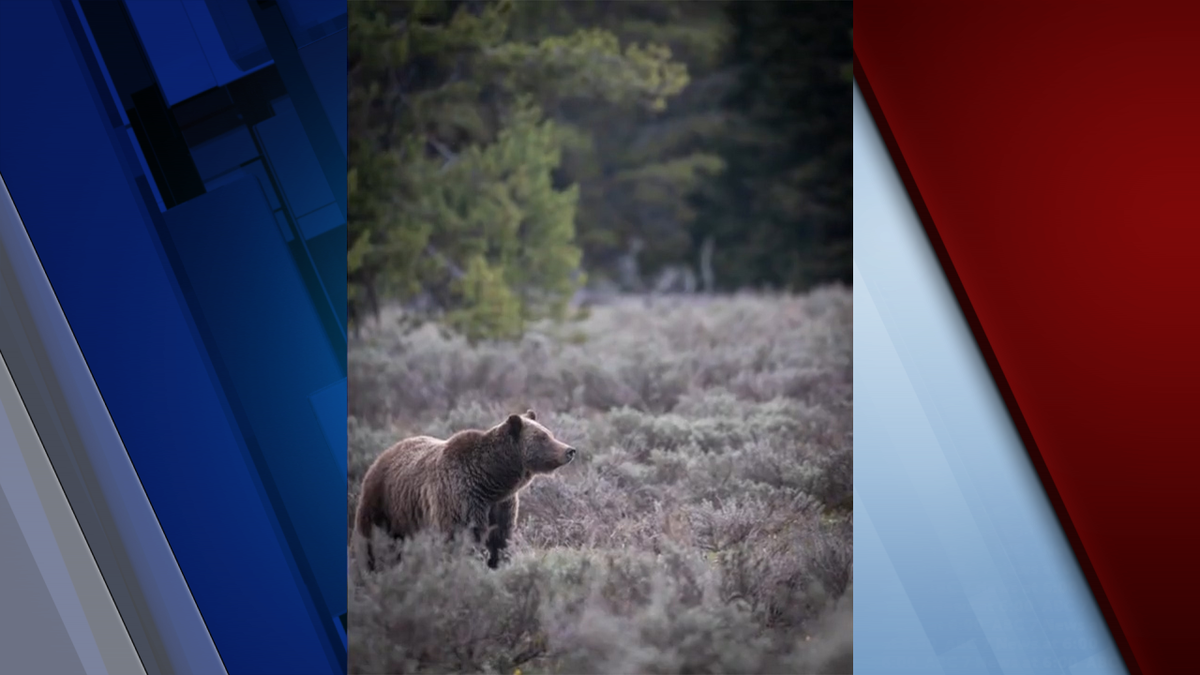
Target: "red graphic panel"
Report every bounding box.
[856,3,1200,674]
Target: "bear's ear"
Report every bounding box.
[506,414,523,439]
[526,409,536,421]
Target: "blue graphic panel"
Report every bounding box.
[164,177,347,620]
[182,0,272,86]
[124,0,218,106]
[299,202,346,239]
[853,82,1125,675]
[310,378,349,481]
[298,28,347,154]
[281,0,349,48]
[309,374,348,480]
[0,0,347,672]
[257,97,339,219]
[203,0,270,72]
[190,125,259,183]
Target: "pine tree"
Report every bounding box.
[506,0,732,287]
[693,1,853,291]
[349,0,852,336]
[348,0,688,337]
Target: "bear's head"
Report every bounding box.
[503,409,576,474]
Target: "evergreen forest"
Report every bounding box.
[348,0,852,339]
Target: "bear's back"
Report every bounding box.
[355,435,446,538]
[375,435,445,479]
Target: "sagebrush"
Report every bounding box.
[348,288,853,674]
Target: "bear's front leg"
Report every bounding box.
[463,504,490,551]
[486,496,518,569]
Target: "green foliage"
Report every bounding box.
[694,2,854,290]
[351,0,853,337]
[348,0,689,339]
[482,28,688,112]
[506,0,734,286]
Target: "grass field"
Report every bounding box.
[346,287,853,674]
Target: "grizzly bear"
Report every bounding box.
[354,410,576,570]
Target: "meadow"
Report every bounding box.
[346,287,853,674]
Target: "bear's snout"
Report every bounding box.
[564,447,577,464]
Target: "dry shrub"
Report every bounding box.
[348,288,852,674]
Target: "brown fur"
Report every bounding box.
[354,410,575,569]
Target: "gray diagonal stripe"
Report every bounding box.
[0,172,225,675]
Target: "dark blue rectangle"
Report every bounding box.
[0,2,346,673]
[164,177,346,620]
